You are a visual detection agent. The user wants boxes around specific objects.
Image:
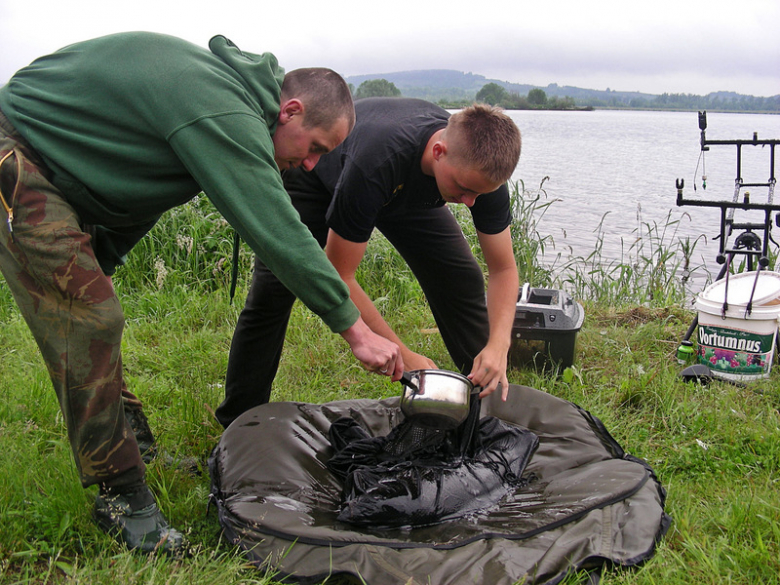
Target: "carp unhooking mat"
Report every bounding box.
[208,384,670,585]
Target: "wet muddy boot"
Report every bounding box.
[124,407,158,465]
[94,482,187,556]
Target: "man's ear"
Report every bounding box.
[278,98,304,124]
[432,140,447,161]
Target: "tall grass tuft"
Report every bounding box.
[509,178,558,287]
[118,194,250,293]
[557,203,705,307]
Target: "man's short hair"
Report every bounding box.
[444,104,522,183]
[281,68,355,132]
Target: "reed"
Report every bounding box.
[555,204,704,307]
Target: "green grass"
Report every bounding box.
[1,183,779,584]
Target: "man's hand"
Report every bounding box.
[467,343,509,400]
[340,317,404,380]
[401,349,438,372]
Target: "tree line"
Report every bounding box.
[583,92,779,112]
[350,79,779,113]
[350,79,586,110]
[471,83,584,110]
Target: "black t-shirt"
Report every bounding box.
[288,97,512,243]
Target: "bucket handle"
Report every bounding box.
[719,262,766,319]
[721,256,732,318]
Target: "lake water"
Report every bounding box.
[502,109,780,290]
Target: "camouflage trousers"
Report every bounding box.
[0,109,145,489]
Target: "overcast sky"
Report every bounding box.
[2,0,778,97]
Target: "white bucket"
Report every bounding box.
[695,271,780,382]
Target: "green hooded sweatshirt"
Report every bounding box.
[0,32,359,332]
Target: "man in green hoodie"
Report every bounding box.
[0,32,401,555]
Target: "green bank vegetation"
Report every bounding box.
[471,83,586,111]
[349,75,779,113]
[351,78,588,111]
[1,182,779,584]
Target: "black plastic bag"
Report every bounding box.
[328,406,539,527]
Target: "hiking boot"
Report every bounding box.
[124,407,157,464]
[94,483,187,556]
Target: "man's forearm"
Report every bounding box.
[344,276,406,348]
[485,266,519,352]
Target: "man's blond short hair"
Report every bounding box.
[444,104,521,183]
[281,68,355,132]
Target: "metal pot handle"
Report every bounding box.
[399,371,419,393]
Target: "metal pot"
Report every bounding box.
[399,369,479,429]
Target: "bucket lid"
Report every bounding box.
[699,271,780,307]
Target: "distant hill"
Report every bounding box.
[344,70,779,112]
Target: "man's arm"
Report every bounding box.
[469,227,519,400]
[172,117,402,376]
[326,229,438,372]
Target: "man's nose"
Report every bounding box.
[301,154,321,172]
[461,193,478,207]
